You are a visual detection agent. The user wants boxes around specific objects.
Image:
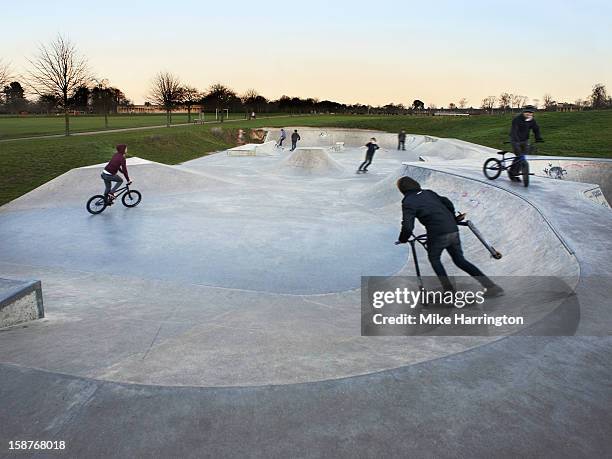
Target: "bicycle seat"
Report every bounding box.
[497,151,508,155]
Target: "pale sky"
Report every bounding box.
[2,0,610,107]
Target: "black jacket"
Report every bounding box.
[365,142,380,155]
[398,132,407,141]
[291,132,301,142]
[510,114,542,143]
[398,190,458,242]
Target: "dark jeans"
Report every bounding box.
[509,141,528,177]
[101,173,123,198]
[427,231,494,290]
[398,140,405,150]
[291,141,297,151]
[279,138,285,147]
[358,153,374,171]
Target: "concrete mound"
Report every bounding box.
[278,147,345,176]
[2,157,227,211]
[413,138,487,161]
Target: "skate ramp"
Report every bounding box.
[264,127,424,150]
[2,158,229,211]
[357,164,579,281]
[413,138,489,162]
[277,147,345,176]
[528,157,612,204]
[1,129,610,388]
[227,141,278,157]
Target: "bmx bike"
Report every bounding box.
[86,182,142,215]
[482,143,538,187]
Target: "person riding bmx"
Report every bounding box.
[394,176,503,296]
[508,105,543,181]
[101,144,131,204]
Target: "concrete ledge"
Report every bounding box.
[0,278,44,328]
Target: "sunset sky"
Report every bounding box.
[2,0,610,107]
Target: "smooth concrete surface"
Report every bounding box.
[1,128,610,456]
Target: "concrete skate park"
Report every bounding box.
[1,128,611,457]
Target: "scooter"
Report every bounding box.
[455,213,502,259]
[403,213,502,292]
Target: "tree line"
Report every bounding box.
[479,85,610,114]
[1,34,610,136]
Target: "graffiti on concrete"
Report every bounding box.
[584,188,611,208]
[543,163,567,179]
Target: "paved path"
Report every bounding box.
[0,114,294,143]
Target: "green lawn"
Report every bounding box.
[0,111,610,206]
[0,112,281,139]
[262,110,612,158]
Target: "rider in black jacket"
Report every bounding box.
[508,106,543,181]
[395,176,502,296]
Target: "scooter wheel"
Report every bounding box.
[492,251,503,260]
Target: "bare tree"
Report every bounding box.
[590,83,608,109]
[458,98,468,109]
[241,88,259,104]
[149,71,184,126]
[26,34,92,136]
[181,86,201,123]
[0,59,13,88]
[543,93,555,110]
[499,93,512,111]
[481,96,496,114]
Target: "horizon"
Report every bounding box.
[1,0,611,107]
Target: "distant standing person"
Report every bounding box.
[101,144,131,204]
[357,138,380,173]
[508,105,543,181]
[278,128,287,147]
[290,129,301,151]
[398,130,407,150]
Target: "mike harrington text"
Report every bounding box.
[372,313,524,327]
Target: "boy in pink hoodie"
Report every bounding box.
[101,144,131,203]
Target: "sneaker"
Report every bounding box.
[483,285,504,298]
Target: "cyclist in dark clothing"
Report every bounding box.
[290,130,301,151]
[395,176,503,296]
[101,144,131,204]
[508,106,543,181]
[357,138,380,173]
[398,130,407,150]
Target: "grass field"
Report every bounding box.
[0,112,278,139]
[0,111,610,206]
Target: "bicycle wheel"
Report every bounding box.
[521,161,530,187]
[122,190,142,207]
[87,195,107,214]
[483,158,502,180]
